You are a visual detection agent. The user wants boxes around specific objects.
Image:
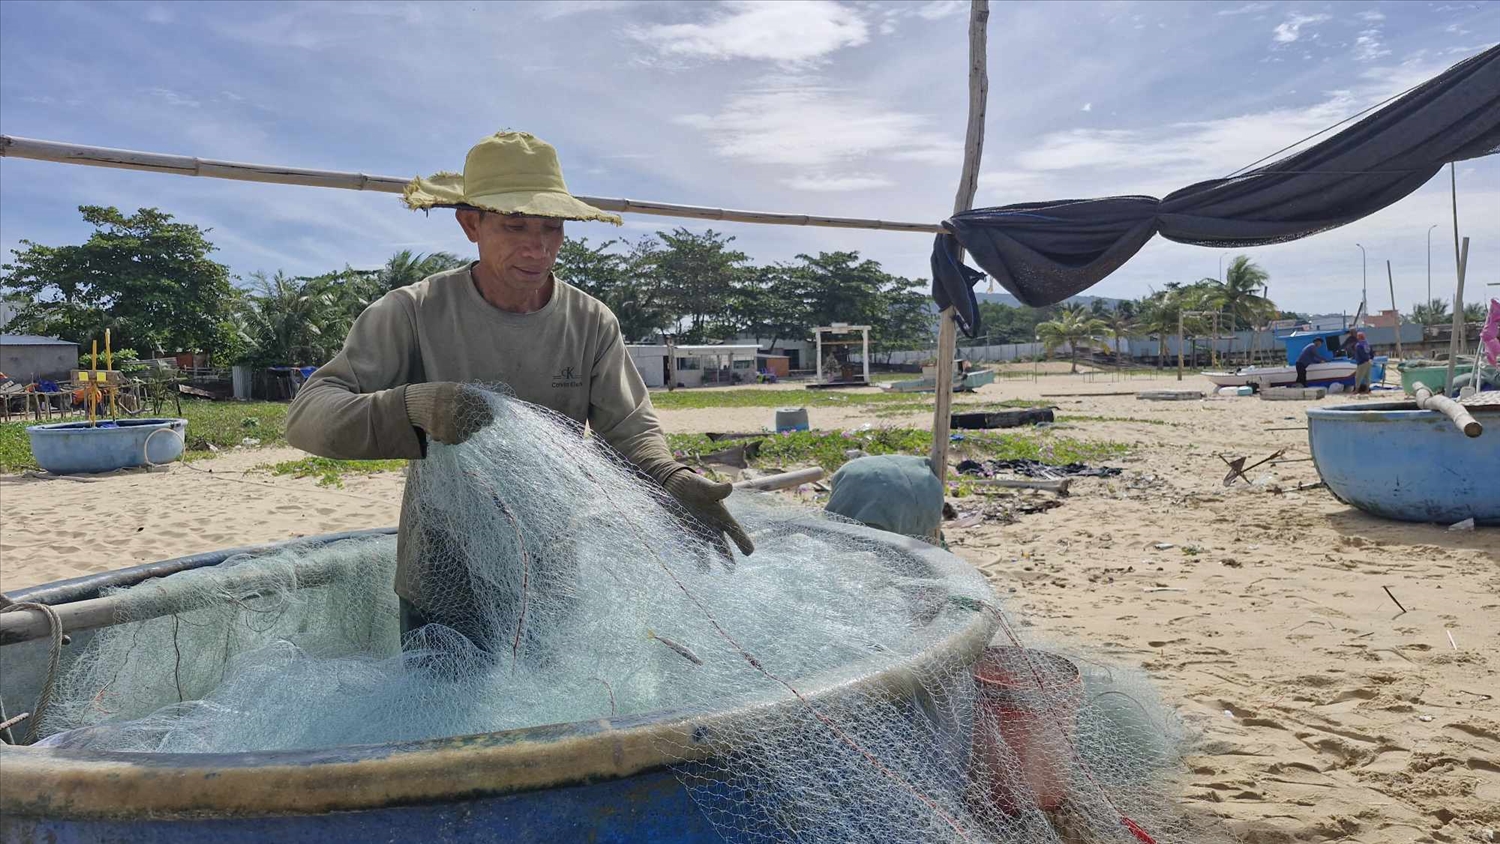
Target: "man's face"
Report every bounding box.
[458,211,564,292]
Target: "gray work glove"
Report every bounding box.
[403,382,493,446]
[661,467,755,563]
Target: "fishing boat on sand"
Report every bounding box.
[883,363,997,394]
[1202,328,1386,390]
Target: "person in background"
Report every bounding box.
[1352,331,1374,394]
[1294,337,1326,387]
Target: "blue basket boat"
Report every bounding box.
[1307,398,1499,525]
[26,418,187,475]
[0,526,995,843]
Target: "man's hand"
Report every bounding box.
[661,467,755,563]
[404,383,494,446]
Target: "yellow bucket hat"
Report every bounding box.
[402,132,622,225]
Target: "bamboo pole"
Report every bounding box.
[1386,260,1403,361]
[0,134,944,234]
[1446,237,1470,395]
[1415,384,1482,437]
[931,0,989,484]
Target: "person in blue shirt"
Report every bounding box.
[1352,331,1374,394]
[1294,337,1326,387]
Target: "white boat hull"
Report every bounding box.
[1202,361,1357,389]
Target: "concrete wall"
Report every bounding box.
[627,346,667,388]
[1,341,79,381]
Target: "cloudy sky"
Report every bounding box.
[1,0,1495,315]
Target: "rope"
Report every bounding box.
[0,593,63,744]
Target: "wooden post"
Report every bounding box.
[861,327,870,385]
[931,0,989,483]
[1445,237,1469,395]
[1386,260,1403,361]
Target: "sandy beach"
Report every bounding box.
[2,372,1495,843]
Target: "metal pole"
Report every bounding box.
[1356,243,1367,313]
[930,0,989,483]
[1387,260,1403,361]
[1446,237,1469,395]
[1427,223,1437,308]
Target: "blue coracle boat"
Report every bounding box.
[1307,397,1499,525]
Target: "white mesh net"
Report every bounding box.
[34,390,1213,843]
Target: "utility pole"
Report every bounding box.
[1427,223,1437,309]
[1356,243,1367,314]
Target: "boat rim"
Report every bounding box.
[0,523,997,820]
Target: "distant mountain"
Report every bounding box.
[973,291,1126,309]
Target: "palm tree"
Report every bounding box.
[1463,302,1487,324]
[1036,306,1110,373]
[1106,310,1134,363]
[1203,256,1273,361]
[1410,298,1451,328]
[380,250,467,292]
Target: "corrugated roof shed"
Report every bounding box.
[1,334,78,346]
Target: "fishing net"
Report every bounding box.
[33,389,1212,843]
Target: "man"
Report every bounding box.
[287,132,753,651]
[1293,337,1326,387]
[1352,331,1373,394]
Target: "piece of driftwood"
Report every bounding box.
[732,467,826,492]
[973,477,1071,496]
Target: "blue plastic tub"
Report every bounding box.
[25,418,187,475]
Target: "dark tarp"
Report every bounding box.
[933,45,1500,336]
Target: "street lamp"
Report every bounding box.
[1355,243,1367,314]
[1426,224,1438,308]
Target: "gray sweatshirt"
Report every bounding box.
[286,265,677,603]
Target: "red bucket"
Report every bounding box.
[968,646,1083,814]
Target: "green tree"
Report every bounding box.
[1202,255,1273,362]
[556,236,674,341]
[875,283,933,362]
[1036,306,1110,373]
[1462,301,1486,324]
[1409,298,1451,328]
[1105,309,1134,362]
[379,250,466,292]
[1,206,237,356]
[731,263,813,353]
[655,228,747,342]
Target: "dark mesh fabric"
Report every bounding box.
[934,45,1500,318]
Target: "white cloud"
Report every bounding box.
[628,1,868,64]
[1272,13,1331,44]
[534,0,635,20]
[780,173,895,192]
[1353,28,1391,61]
[673,83,957,168]
[915,0,966,21]
[1217,2,1272,15]
[1444,23,1471,34]
[148,87,200,108]
[143,4,174,24]
[1081,102,1092,112]
[1357,10,1386,22]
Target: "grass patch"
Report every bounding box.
[0,399,292,472]
[667,427,1127,472]
[0,423,35,472]
[259,456,407,487]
